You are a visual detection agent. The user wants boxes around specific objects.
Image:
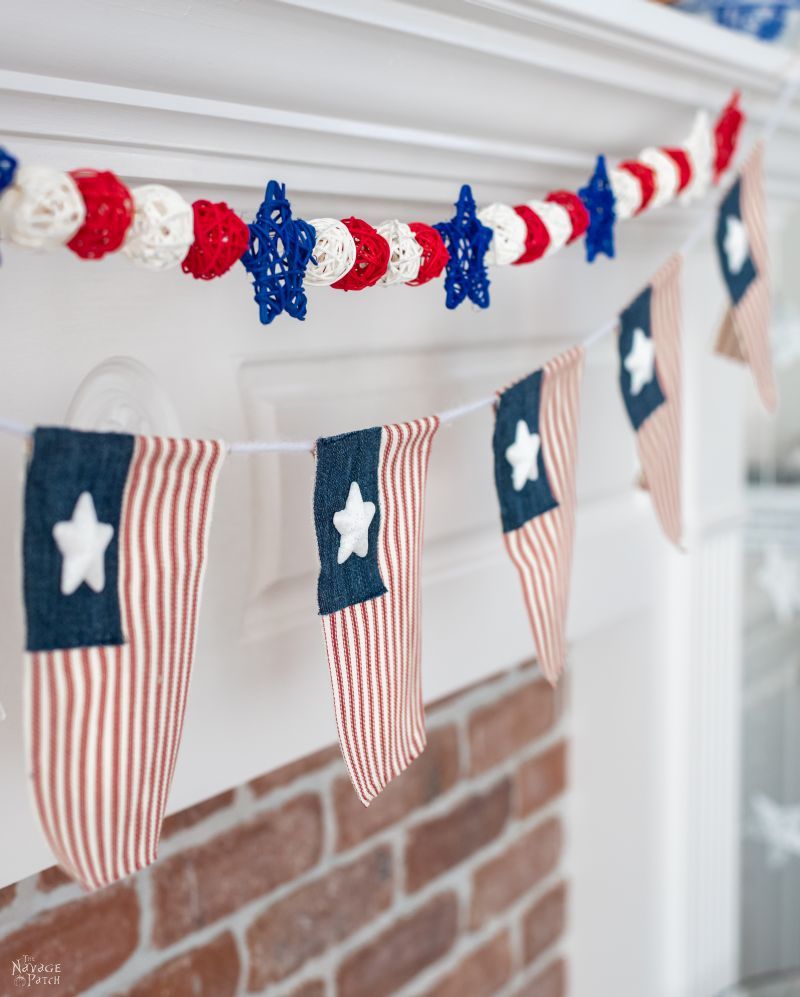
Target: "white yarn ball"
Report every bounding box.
[0,165,85,252]
[639,147,680,209]
[306,217,357,286]
[681,111,713,204]
[123,184,194,271]
[527,200,571,257]
[609,167,642,220]
[376,219,422,286]
[477,203,527,265]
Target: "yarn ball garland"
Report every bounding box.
[477,203,527,265]
[123,184,194,271]
[305,217,357,286]
[434,184,492,310]
[545,190,590,243]
[182,200,250,280]
[714,91,744,182]
[67,170,133,260]
[376,219,423,285]
[0,147,17,195]
[512,203,551,264]
[330,217,390,291]
[240,180,316,324]
[0,165,86,252]
[579,155,616,263]
[406,223,449,286]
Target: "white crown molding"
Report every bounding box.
[2,0,799,203]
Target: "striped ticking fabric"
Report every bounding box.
[493,348,585,686]
[618,254,683,547]
[24,429,225,890]
[714,142,776,412]
[313,417,439,806]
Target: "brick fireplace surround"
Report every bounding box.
[0,662,567,996]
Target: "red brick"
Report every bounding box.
[405,781,511,892]
[469,680,557,775]
[0,884,16,910]
[334,725,460,851]
[513,958,567,997]
[336,893,458,997]
[287,983,325,997]
[246,846,393,989]
[514,742,567,816]
[116,932,239,997]
[152,794,323,948]
[160,789,235,839]
[470,817,562,928]
[36,866,74,892]
[522,883,567,964]
[422,931,512,997]
[249,745,340,797]
[0,884,138,995]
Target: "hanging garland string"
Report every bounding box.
[0,91,748,322]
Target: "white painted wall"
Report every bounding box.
[0,1,796,993]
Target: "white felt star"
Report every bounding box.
[756,545,800,623]
[748,793,800,868]
[505,419,541,492]
[723,214,749,275]
[52,492,114,596]
[333,481,376,565]
[624,327,656,397]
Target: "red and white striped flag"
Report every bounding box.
[23,428,225,890]
[492,347,584,685]
[714,142,777,412]
[313,417,439,806]
[617,254,683,546]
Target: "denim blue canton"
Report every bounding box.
[618,286,667,432]
[24,427,134,653]
[493,371,559,534]
[715,178,758,306]
[314,426,388,616]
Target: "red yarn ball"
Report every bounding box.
[407,223,449,286]
[512,204,550,264]
[714,91,744,183]
[546,190,590,242]
[331,218,390,291]
[67,169,133,260]
[182,200,250,280]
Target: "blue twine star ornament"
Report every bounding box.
[0,146,17,195]
[241,180,316,326]
[434,184,492,310]
[579,155,616,263]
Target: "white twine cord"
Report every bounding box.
[0,71,797,458]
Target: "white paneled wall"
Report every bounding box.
[0,2,796,993]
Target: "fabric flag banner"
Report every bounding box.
[492,347,584,686]
[714,142,776,412]
[23,427,225,890]
[617,253,683,546]
[313,417,439,806]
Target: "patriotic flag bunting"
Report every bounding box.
[23,428,225,890]
[492,347,585,685]
[313,417,439,806]
[714,142,777,412]
[617,254,683,546]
